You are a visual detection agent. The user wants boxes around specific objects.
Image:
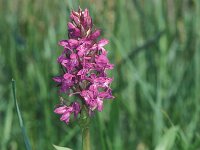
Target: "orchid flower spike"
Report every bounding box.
[53,7,114,124]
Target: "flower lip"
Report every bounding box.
[98,39,109,47]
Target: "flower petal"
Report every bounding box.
[98,39,109,47]
[54,106,67,114]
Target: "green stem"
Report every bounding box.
[82,127,90,150]
[79,105,91,150]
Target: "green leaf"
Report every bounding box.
[53,144,72,150]
[155,126,178,150]
[12,79,32,150]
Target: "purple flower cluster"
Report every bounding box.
[53,8,114,124]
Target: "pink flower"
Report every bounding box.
[54,102,81,124]
[80,90,103,111]
[53,7,114,124]
[59,39,79,50]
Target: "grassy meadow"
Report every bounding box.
[0,0,200,149]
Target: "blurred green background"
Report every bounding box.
[0,0,200,149]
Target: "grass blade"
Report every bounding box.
[11,79,32,150]
[155,126,179,150]
[53,144,72,150]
